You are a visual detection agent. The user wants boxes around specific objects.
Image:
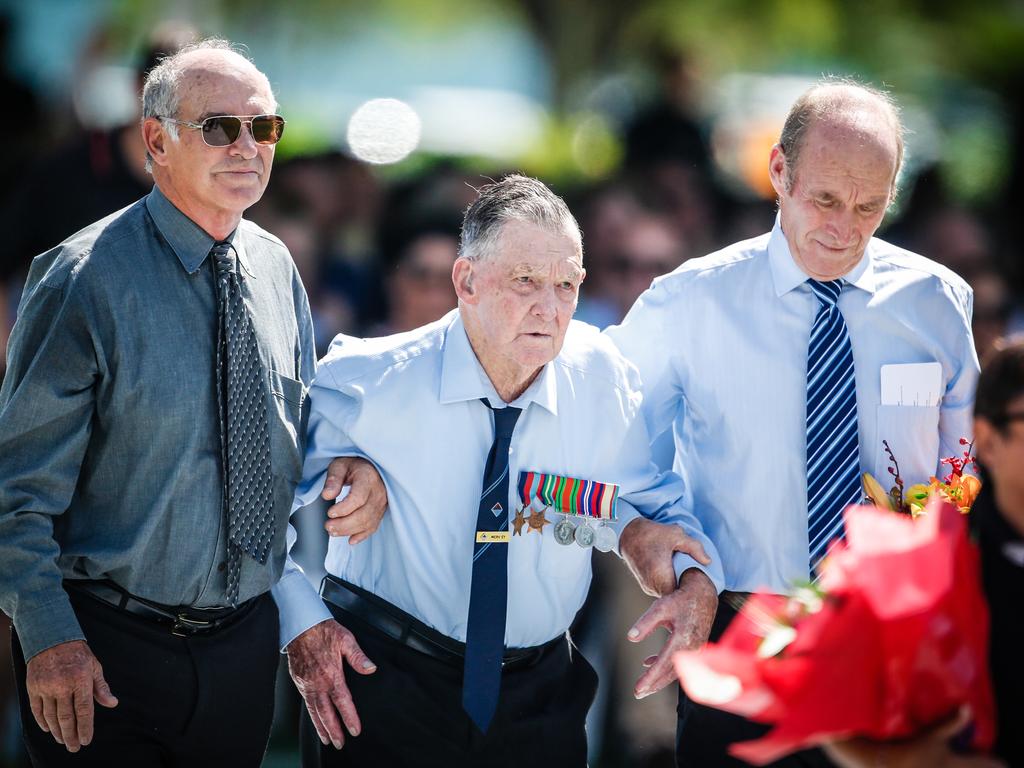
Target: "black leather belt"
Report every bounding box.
[319,576,562,669]
[65,580,249,637]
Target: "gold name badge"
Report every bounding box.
[476,531,511,543]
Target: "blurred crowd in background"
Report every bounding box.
[1,2,1022,766]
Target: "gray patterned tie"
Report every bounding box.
[212,242,275,605]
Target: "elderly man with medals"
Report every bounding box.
[271,174,723,767]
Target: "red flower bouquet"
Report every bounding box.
[674,498,996,765]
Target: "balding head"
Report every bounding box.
[778,79,904,198]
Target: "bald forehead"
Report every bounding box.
[805,85,900,147]
[177,49,272,95]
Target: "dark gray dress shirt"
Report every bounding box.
[0,185,315,660]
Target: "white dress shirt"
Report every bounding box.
[605,219,979,594]
[273,310,723,649]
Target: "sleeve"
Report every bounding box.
[607,355,725,593]
[0,265,98,660]
[272,359,374,650]
[604,278,687,472]
[936,285,980,476]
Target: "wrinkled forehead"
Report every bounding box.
[177,51,276,115]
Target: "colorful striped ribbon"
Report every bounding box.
[517,471,618,520]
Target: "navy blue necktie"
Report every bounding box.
[805,279,861,576]
[462,400,521,734]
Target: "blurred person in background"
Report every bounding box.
[826,338,1024,768]
[608,78,980,767]
[0,23,195,380]
[971,270,1013,362]
[0,39,383,766]
[369,223,460,336]
[606,212,689,323]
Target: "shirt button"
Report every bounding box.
[217,561,227,573]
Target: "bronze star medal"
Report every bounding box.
[512,505,527,536]
[527,505,551,534]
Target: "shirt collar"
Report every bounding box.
[439,310,559,416]
[767,214,877,297]
[145,185,238,275]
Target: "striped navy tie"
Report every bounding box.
[462,400,521,734]
[805,279,861,576]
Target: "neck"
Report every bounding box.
[154,178,242,241]
[461,310,542,403]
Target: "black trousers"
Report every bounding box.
[11,587,280,768]
[676,598,834,768]
[301,599,599,768]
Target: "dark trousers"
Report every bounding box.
[301,599,599,768]
[11,587,280,768]
[676,597,834,768]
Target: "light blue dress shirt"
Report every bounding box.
[605,219,979,595]
[273,310,723,649]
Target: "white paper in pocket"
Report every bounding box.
[880,362,943,407]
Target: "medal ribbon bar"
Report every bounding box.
[517,471,619,520]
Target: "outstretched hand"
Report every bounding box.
[628,568,717,699]
[286,619,377,750]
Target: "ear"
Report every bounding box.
[768,143,788,198]
[452,258,479,305]
[142,117,172,168]
[973,417,998,468]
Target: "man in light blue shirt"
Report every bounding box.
[272,175,722,766]
[607,79,980,766]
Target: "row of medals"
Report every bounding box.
[511,504,616,552]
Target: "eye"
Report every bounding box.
[815,198,834,209]
[515,276,532,285]
[558,281,575,291]
[858,204,879,215]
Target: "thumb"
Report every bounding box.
[673,535,711,566]
[341,636,377,676]
[91,662,118,708]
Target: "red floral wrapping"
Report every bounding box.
[674,498,996,765]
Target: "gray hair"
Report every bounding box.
[778,76,905,198]
[459,174,582,262]
[141,37,273,173]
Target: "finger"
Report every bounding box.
[73,686,94,747]
[633,643,679,698]
[329,684,362,738]
[42,697,62,744]
[642,655,657,668]
[29,694,48,733]
[313,692,346,749]
[56,693,80,751]
[92,663,118,709]
[327,484,369,519]
[627,599,670,644]
[303,697,330,746]
[321,459,353,502]
[674,537,711,566]
[340,632,377,676]
[326,507,380,539]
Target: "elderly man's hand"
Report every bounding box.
[629,568,717,699]
[286,620,377,750]
[619,518,712,597]
[322,457,388,544]
[823,708,1004,768]
[25,640,118,752]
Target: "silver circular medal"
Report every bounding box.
[553,516,576,546]
[574,520,596,548]
[593,523,617,553]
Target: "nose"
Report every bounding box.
[531,288,558,322]
[228,122,260,160]
[824,208,855,245]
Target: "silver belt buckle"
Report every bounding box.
[172,613,213,637]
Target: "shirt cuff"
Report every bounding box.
[672,553,725,594]
[271,569,333,652]
[609,499,642,557]
[15,596,86,661]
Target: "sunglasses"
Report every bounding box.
[159,114,286,147]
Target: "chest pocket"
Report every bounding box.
[873,404,941,484]
[268,368,306,483]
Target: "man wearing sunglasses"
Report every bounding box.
[0,38,385,766]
